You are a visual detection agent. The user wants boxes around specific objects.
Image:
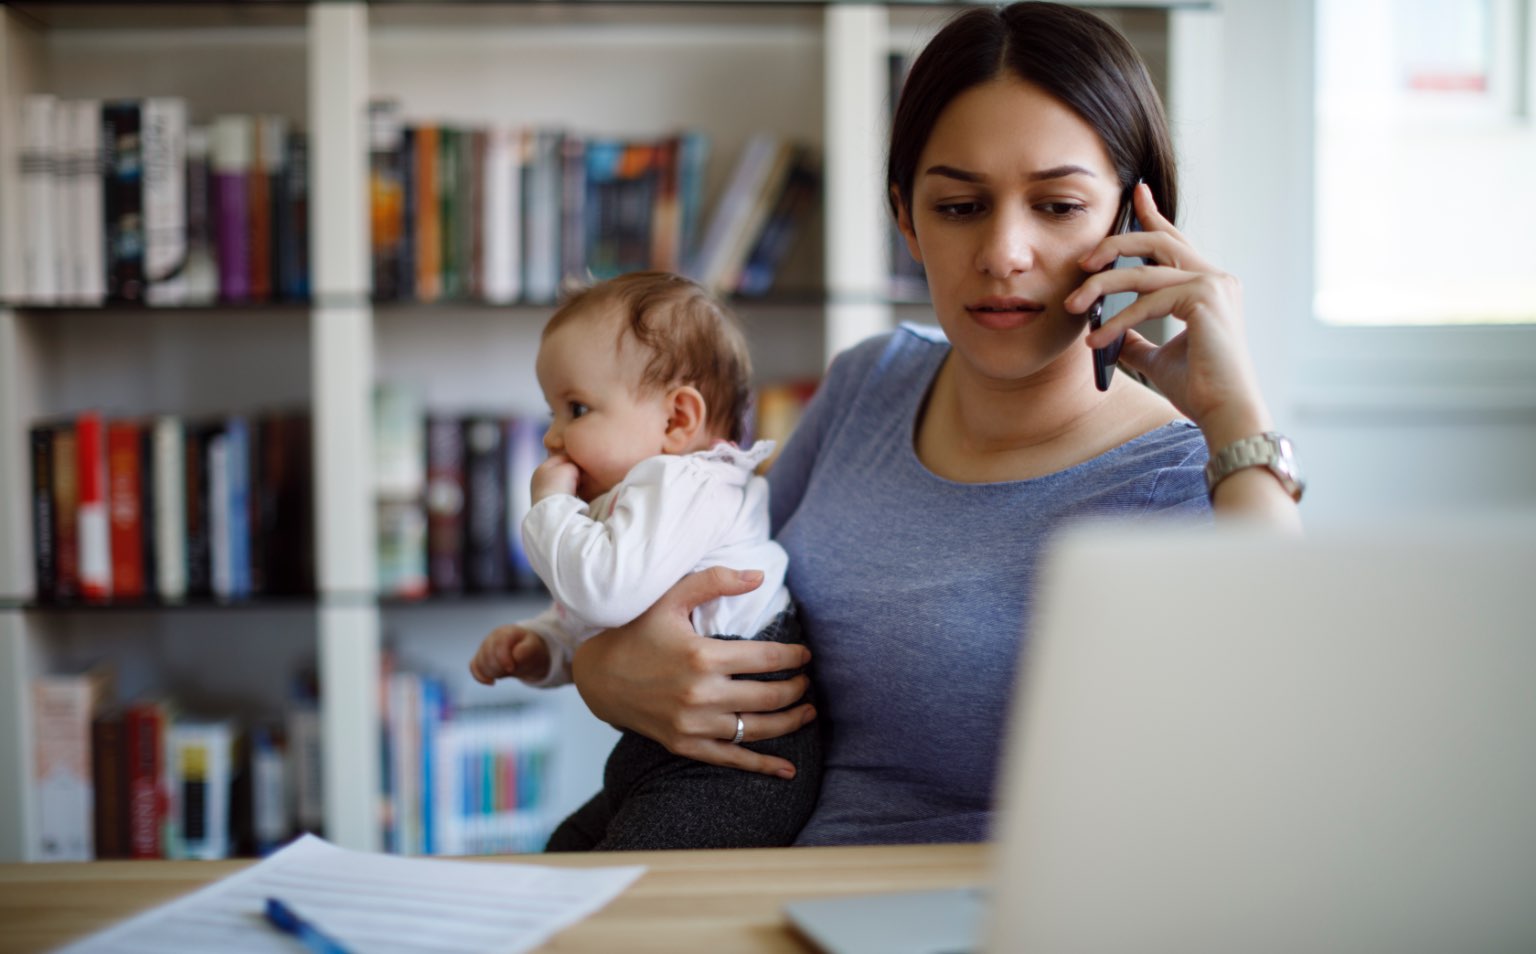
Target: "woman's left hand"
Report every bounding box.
[1067,181,1271,448]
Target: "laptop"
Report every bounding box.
[786,516,1536,954]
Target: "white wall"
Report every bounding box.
[1203,0,1536,525]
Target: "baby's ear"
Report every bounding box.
[661,385,708,454]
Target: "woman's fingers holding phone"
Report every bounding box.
[1065,262,1192,315]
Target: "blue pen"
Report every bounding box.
[264,897,355,954]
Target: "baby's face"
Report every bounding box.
[534,307,672,502]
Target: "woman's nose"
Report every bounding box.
[975,207,1034,278]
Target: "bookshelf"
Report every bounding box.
[0,0,1217,862]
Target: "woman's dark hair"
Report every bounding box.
[888,2,1177,226]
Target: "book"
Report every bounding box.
[102,100,146,304]
[207,428,231,599]
[438,126,461,299]
[462,416,509,592]
[75,411,113,602]
[676,131,710,270]
[649,134,682,272]
[232,723,287,856]
[212,115,253,303]
[69,98,107,305]
[467,128,486,301]
[142,97,189,306]
[91,708,130,858]
[522,129,562,304]
[182,127,219,305]
[31,668,113,861]
[482,125,523,304]
[183,422,214,599]
[139,423,158,599]
[106,419,146,600]
[152,415,188,602]
[737,148,819,297]
[276,130,310,301]
[30,425,57,602]
[248,115,286,302]
[378,499,428,600]
[688,132,788,293]
[53,101,75,304]
[369,100,406,301]
[413,124,441,302]
[398,125,418,300]
[425,414,467,594]
[287,694,323,835]
[374,384,424,500]
[559,134,587,288]
[52,424,81,601]
[224,416,253,599]
[256,411,314,596]
[715,139,798,293]
[20,94,59,305]
[165,720,234,860]
[505,416,544,589]
[124,699,169,858]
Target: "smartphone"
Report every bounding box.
[1087,197,1142,392]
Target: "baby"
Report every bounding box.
[469,270,820,850]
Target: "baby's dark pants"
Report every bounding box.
[544,607,821,851]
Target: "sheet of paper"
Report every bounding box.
[58,834,645,954]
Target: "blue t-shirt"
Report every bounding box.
[770,325,1210,846]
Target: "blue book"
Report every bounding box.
[225,416,251,598]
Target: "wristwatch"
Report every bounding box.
[1204,431,1305,503]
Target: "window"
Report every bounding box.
[1314,0,1535,327]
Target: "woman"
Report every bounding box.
[561,2,1302,846]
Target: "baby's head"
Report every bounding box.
[535,271,753,501]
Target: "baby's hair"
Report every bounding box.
[544,271,753,443]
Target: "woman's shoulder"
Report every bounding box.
[828,322,948,393]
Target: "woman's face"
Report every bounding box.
[896,75,1123,388]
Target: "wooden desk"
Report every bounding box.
[0,843,986,953]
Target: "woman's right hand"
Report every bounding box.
[571,567,816,778]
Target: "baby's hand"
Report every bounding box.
[469,625,552,685]
[531,452,580,503]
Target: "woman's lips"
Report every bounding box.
[966,297,1046,331]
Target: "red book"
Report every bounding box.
[107,420,145,600]
[124,700,167,859]
[75,411,112,602]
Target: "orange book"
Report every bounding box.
[414,125,441,302]
[106,420,145,599]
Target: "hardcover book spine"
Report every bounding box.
[505,416,545,589]
[522,130,561,304]
[75,412,113,602]
[73,99,107,305]
[559,134,587,288]
[414,124,441,302]
[153,415,188,601]
[398,126,417,300]
[139,424,158,600]
[30,425,56,603]
[425,415,466,594]
[369,100,405,301]
[212,115,253,303]
[438,127,461,300]
[52,426,81,601]
[282,131,311,301]
[102,100,145,303]
[182,127,219,305]
[248,116,284,302]
[54,100,79,305]
[208,430,231,599]
[482,125,521,304]
[20,94,59,305]
[225,416,252,599]
[142,97,189,305]
[106,419,146,600]
[463,417,509,592]
[183,424,212,599]
[91,710,129,858]
[124,701,166,858]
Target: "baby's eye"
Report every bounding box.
[569,401,590,419]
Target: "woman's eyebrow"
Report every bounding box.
[922,163,1098,183]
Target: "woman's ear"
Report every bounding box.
[892,186,923,265]
[661,385,708,454]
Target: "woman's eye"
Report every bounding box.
[935,200,984,220]
[569,402,590,419]
[1039,202,1088,219]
